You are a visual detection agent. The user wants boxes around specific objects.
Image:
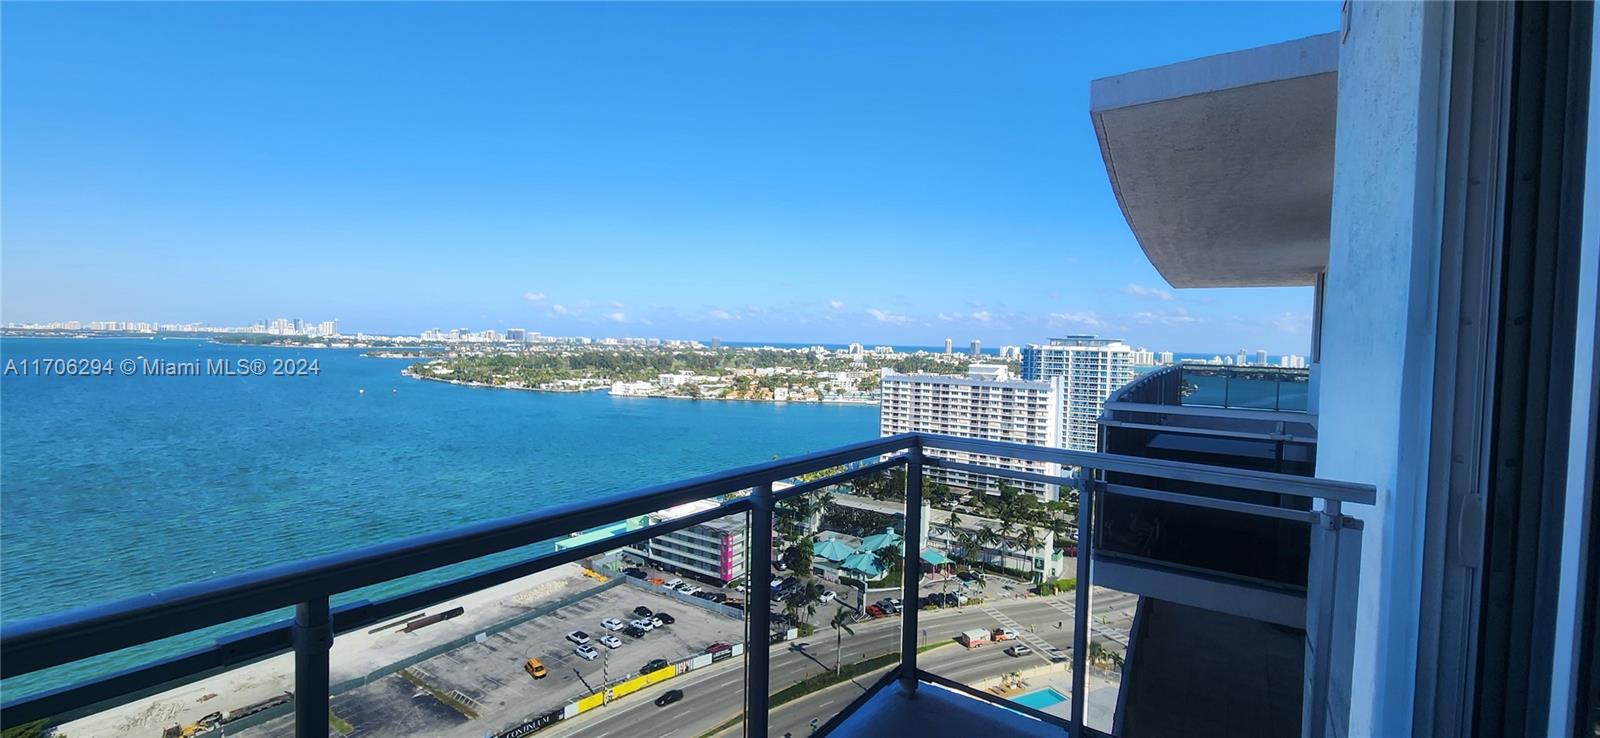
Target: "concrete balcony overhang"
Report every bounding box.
[1090,32,1338,288]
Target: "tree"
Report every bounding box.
[874,543,904,585]
[783,578,826,625]
[829,606,857,676]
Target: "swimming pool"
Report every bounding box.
[1012,687,1068,710]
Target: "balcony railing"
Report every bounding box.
[0,433,1371,738]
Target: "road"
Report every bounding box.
[531,594,1126,738]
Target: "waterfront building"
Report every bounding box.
[943,338,953,354]
[1019,335,1137,452]
[621,500,747,584]
[968,339,981,357]
[1158,350,1174,365]
[1257,349,1269,366]
[506,328,526,342]
[879,364,1063,500]
[1131,347,1157,366]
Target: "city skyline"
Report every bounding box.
[1,2,1336,354]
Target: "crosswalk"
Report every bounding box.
[1042,588,1137,648]
[981,607,1066,662]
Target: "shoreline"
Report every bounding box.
[402,368,881,405]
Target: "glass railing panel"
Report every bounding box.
[1082,583,1138,735]
[1278,377,1310,412]
[1226,375,1283,410]
[1178,368,1230,407]
[751,467,905,737]
[900,465,1083,728]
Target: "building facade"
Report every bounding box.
[879,365,1063,499]
[1020,335,1138,452]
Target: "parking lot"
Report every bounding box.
[245,582,745,738]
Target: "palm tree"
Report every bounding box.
[784,579,826,625]
[829,606,856,675]
[874,544,904,586]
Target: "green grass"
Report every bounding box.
[398,669,479,720]
[0,722,48,738]
[328,709,355,735]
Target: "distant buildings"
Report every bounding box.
[1158,350,1174,365]
[1020,336,1138,452]
[1256,349,1269,366]
[1131,346,1157,366]
[969,339,981,357]
[1280,354,1308,369]
[944,338,954,355]
[879,364,1063,500]
[506,328,526,342]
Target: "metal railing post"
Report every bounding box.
[1306,499,1342,738]
[899,442,925,694]
[293,597,332,738]
[1070,471,1094,735]
[746,483,774,737]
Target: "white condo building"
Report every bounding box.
[1019,335,1138,452]
[878,364,1063,500]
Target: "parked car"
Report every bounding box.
[820,590,837,603]
[624,568,647,579]
[642,658,670,675]
[601,618,625,631]
[566,630,591,645]
[678,585,701,596]
[523,658,547,679]
[634,606,654,618]
[708,592,729,603]
[1005,644,1033,658]
[866,605,885,618]
[623,625,647,638]
[630,618,655,632]
[706,642,732,654]
[599,635,622,649]
[734,583,748,593]
[651,617,665,628]
[663,578,684,589]
[575,644,599,660]
[656,612,676,625]
[654,689,684,707]
[957,571,979,582]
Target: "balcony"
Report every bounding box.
[0,433,1370,738]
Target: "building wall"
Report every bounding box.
[1020,338,1137,452]
[879,372,1063,499]
[1316,2,1450,735]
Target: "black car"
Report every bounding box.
[654,689,684,707]
[692,591,714,600]
[656,612,676,625]
[706,592,728,603]
[642,658,670,675]
[623,625,647,638]
[633,606,654,618]
[624,568,647,579]
[957,571,979,582]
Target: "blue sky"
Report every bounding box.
[2,2,1336,354]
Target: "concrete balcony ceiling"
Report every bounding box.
[1090,32,1338,288]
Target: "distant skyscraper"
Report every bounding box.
[1236,349,1249,366]
[1020,336,1138,452]
[1256,349,1268,366]
[944,338,954,354]
[319,320,337,337]
[1158,350,1174,364]
[711,337,721,350]
[969,339,981,357]
[506,328,526,342]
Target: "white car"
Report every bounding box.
[575,644,599,660]
[678,585,701,596]
[1005,644,1033,658]
[820,590,837,603]
[630,618,655,632]
[601,618,625,631]
[566,630,591,645]
[651,617,665,629]
[599,635,623,649]
[663,578,684,589]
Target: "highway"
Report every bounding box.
[527,594,1128,738]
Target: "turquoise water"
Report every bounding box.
[1012,687,1068,710]
[0,337,876,692]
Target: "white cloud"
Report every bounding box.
[828,300,845,311]
[609,300,625,308]
[1123,283,1175,301]
[970,311,993,323]
[707,308,740,321]
[1048,311,1103,328]
[1132,308,1198,325]
[550,304,569,315]
[523,292,546,303]
[606,311,627,322]
[1272,311,1312,333]
[867,308,911,325]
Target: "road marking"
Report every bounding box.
[981,607,1063,662]
[1043,595,1132,648]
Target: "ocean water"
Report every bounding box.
[0,337,876,693]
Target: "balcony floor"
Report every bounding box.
[830,679,1070,738]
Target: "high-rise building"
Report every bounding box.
[969,339,981,357]
[943,338,953,354]
[711,337,721,350]
[1256,349,1269,366]
[1019,335,1138,452]
[878,365,1063,499]
[1131,347,1157,366]
[319,321,337,337]
[1158,350,1174,365]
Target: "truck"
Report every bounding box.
[958,628,990,648]
[992,627,1018,641]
